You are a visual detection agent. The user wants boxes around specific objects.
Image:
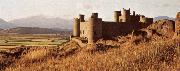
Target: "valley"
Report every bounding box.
[0,34,69,53]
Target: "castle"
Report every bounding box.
[71,8,154,44]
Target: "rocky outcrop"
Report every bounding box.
[148,19,175,38]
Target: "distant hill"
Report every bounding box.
[1,27,71,34]
[0,18,16,29]
[51,28,72,32]
[154,16,175,22]
[9,15,73,29]
[0,28,3,31]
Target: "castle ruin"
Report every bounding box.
[71,8,153,45]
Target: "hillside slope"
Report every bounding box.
[0,20,179,71]
[0,35,179,71]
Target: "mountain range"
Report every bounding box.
[9,15,73,29]
[153,16,175,22]
[0,15,176,30]
[0,27,71,34]
[0,18,16,29]
[0,15,73,30]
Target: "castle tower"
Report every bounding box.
[175,12,180,34]
[114,11,121,22]
[73,18,80,37]
[140,15,146,23]
[79,14,85,22]
[88,18,95,44]
[133,11,135,16]
[88,13,102,44]
[122,8,130,22]
[91,13,98,18]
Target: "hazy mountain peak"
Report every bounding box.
[9,15,73,29]
[0,18,16,29]
[154,16,175,22]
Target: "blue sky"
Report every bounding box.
[0,0,180,21]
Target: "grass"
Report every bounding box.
[0,35,179,71]
[0,34,67,53]
[0,34,67,45]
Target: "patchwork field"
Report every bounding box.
[0,34,67,52]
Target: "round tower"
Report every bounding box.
[73,18,80,37]
[114,11,121,22]
[122,9,127,22]
[88,18,96,44]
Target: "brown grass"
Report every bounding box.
[1,36,180,71]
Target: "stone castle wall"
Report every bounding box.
[101,22,151,38]
[72,8,154,44]
[80,21,89,39]
[102,22,132,38]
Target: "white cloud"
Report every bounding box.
[0,0,179,21]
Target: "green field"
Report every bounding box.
[0,34,68,51]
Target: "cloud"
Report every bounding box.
[162,4,170,7]
[76,2,93,10]
[83,3,93,10]
[0,0,180,21]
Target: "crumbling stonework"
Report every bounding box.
[72,8,153,44]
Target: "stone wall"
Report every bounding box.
[80,22,89,39]
[101,22,145,38]
[71,37,87,47]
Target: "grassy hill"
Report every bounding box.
[0,19,179,71]
[0,34,179,71]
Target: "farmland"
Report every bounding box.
[0,34,68,52]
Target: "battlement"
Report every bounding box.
[117,8,152,23]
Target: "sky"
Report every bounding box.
[0,0,180,21]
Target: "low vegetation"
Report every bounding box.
[0,34,68,54]
[0,19,179,71]
[0,34,179,71]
